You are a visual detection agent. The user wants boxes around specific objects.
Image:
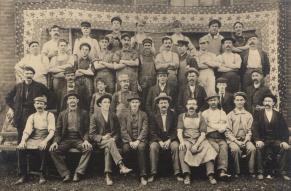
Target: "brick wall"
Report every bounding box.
[0,0,16,115]
[286,2,291,126]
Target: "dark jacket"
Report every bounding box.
[89,111,120,143]
[5,80,49,128]
[149,109,178,142]
[246,84,272,113]
[177,83,207,114]
[146,83,175,115]
[54,108,89,143]
[252,109,289,142]
[119,110,148,143]
[218,91,235,114]
[241,49,270,77]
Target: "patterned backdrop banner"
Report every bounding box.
[15,1,286,110]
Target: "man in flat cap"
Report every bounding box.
[196,36,219,96]
[93,36,115,94]
[177,98,218,185]
[177,40,198,88]
[107,16,123,52]
[74,42,95,110]
[113,33,139,92]
[89,93,132,185]
[15,95,55,185]
[215,77,235,114]
[177,67,207,114]
[119,93,149,185]
[240,34,270,90]
[226,92,256,178]
[50,91,92,183]
[73,21,100,60]
[15,41,49,86]
[148,93,181,183]
[170,20,197,56]
[139,37,156,109]
[111,74,135,118]
[131,19,155,53]
[217,37,242,94]
[202,94,231,180]
[155,36,179,91]
[201,19,224,55]
[42,25,61,60]
[246,69,272,114]
[6,66,49,144]
[146,68,176,116]
[253,94,290,181]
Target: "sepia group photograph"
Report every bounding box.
[0,0,290,190]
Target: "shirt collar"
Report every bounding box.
[207,33,221,39]
[185,112,198,118]
[233,108,247,115]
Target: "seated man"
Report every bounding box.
[177,98,217,185]
[89,93,132,185]
[15,96,55,185]
[226,92,256,178]
[253,94,290,181]
[202,94,232,180]
[148,93,182,182]
[49,91,92,183]
[119,93,148,185]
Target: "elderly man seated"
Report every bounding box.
[15,95,55,185]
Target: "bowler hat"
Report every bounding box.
[96,93,112,106]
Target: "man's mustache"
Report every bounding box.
[226,45,231,48]
[166,45,171,48]
[161,106,167,109]
[53,33,60,36]
[36,107,43,110]
[189,107,195,110]
[264,104,271,107]
[249,42,255,45]
[26,77,33,79]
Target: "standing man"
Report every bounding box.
[148,93,182,182]
[73,21,100,60]
[246,69,272,114]
[176,40,198,88]
[113,33,139,92]
[119,93,148,185]
[139,37,156,109]
[93,36,115,94]
[90,78,109,115]
[89,94,132,185]
[15,41,49,86]
[49,91,92,183]
[215,77,235,114]
[177,98,218,185]
[201,19,224,56]
[202,94,231,180]
[107,16,122,52]
[15,96,55,185]
[217,37,242,93]
[177,68,207,114]
[6,66,49,143]
[74,43,95,110]
[155,36,179,90]
[196,37,219,96]
[226,92,256,178]
[253,94,290,181]
[111,74,135,118]
[146,68,175,116]
[231,22,249,53]
[42,25,61,60]
[171,20,197,56]
[241,34,270,90]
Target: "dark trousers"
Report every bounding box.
[256,140,288,175]
[18,149,46,177]
[149,141,181,176]
[50,139,92,177]
[122,142,147,177]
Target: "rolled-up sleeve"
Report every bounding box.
[47,112,56,133]
[23,115,34,136]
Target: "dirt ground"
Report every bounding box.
[0,152,290,191]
